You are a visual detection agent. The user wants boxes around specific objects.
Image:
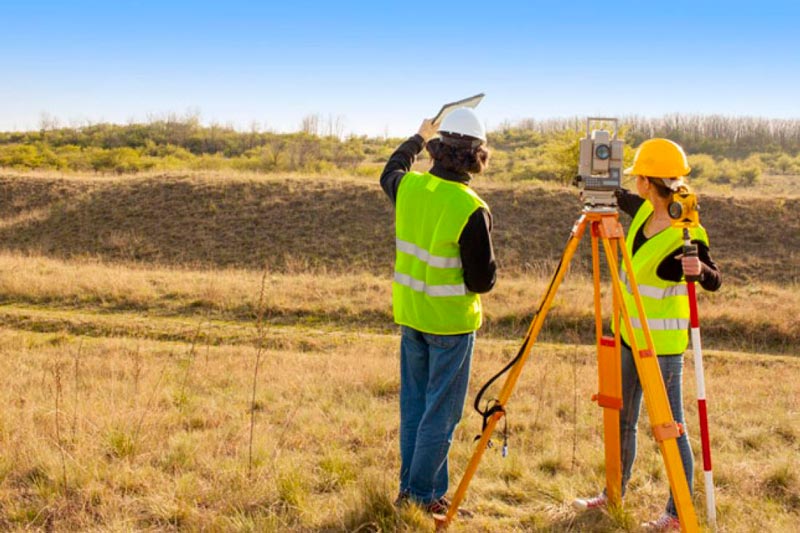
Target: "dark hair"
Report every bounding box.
[646,177,673,199]
[426,136,490,174]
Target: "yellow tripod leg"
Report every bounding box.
[434,216,589,529]
[599,219,698,533]
[590,221,622,505]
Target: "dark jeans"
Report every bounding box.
[620,343,694,518]
[398,326,474,504]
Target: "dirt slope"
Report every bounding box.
[0,173,797,284]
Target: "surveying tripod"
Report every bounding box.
[435,208,699,532]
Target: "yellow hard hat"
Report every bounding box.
[625,138,691,178]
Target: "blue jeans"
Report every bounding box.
[399,326,474,504]
[620,343,694,518]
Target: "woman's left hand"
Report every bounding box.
[681,255,702,277]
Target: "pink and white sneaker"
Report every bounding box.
[572,492,608,511]
[642,512,680,531]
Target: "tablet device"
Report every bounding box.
[432,93,485,125]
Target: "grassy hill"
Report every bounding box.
[1,172,798,284]
[0,170,797,531]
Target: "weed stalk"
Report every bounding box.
[71,338,83,443]
[53,360,68,493]
[248,269,268,478]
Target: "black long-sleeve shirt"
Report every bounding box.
[616,189,721,291]
[380,134,496,293]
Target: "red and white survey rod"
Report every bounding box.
[684,229,717,529]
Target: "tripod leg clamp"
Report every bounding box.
[652,421,684,442]
[592,393,622,410]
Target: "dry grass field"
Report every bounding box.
[0,171,798,531]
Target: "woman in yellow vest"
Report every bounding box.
[574,139,722,531]
[379,108,496,514]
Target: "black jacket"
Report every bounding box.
[616,188,721,291]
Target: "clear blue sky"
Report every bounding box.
[1,0,798,136]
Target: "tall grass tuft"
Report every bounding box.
[130,353,171,459]
[763,463,800,511]
[342,481,403,533]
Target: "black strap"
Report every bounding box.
[471,232,572,450]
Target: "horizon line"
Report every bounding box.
[4,110,800,138]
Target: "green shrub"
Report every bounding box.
[56,145,94,171]
[90,147,145,174]
[687,153,717,180]
[190,153,228,171]
[0,144,45,169]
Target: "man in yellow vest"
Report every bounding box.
[573,139,722,531]
[380,108,496,514]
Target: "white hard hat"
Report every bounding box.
[438,108,486,142]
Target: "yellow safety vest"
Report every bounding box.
[613,201,708,355]
[393,172,487,334]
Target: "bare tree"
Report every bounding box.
[325,114,346,139]
[39,112,61,132]
[300,114,321,136]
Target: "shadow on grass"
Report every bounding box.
[321,483,432,532]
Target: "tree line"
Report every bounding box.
[1,114,799,185]
[495,115,800,157]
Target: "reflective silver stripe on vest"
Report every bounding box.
[630,317,690,331]
[620,271,688,300]
[396,238,462,269]
[394,272,466,297]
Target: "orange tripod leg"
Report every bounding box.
[598,217,699,533]
[435,212,699,532]
[590,220,622,505]
[434,216,589,529]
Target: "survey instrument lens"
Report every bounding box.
[668,201,683,219]
[595,144,611,160]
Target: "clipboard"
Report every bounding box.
[432,93,485,125]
